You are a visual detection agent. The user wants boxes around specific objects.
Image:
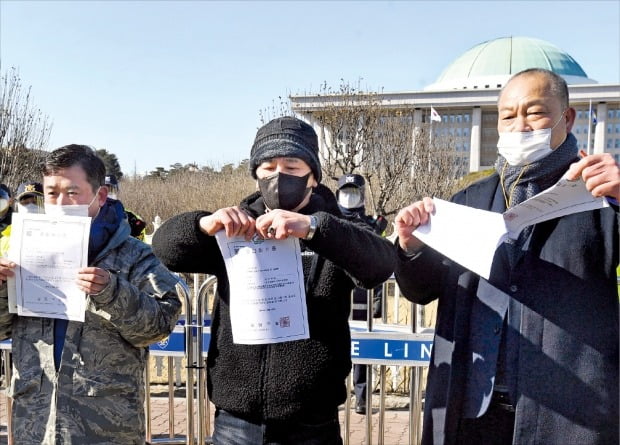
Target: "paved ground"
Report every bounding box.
[147,394,416,445]
[1,391,417,445]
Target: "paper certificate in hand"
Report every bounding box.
[215,232,309,345]
[413,176,608,280]
[7,213,91,321]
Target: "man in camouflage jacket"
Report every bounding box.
[0,145,181,445]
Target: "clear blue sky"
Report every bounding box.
[1,0,619,176]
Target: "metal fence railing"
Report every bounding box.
[1,275,434,445]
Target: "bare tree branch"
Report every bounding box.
[299,81,463,222]
[311,80,382,181]
[0,67,52,190]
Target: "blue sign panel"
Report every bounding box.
[149,328,186,357]
[350,337,433,366]
[148,326,434,366]
[4,323,434,366]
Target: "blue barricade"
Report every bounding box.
[2,321,434,366]
[148,320,434,366]
[148,325,187,357]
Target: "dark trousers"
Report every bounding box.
[212,408,343,445]
[353,364,367,406]
[456,392,515,445]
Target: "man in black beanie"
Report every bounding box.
[152,116,396,444]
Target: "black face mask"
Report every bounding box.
[258,172,312,210]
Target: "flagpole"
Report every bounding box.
[586,99,592,155]
[429,108,433,147]
[410,126,416,179]
[430,120,433,147]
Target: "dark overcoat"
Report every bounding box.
[395,173,619,445]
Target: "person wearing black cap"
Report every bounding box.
[336,173,387,415]
[152,116,396,444]
[0,181,45,257]
[104,174,147,241]
[15,181,44,214]
[104,174,119,200]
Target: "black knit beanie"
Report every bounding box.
[250,116,322,182]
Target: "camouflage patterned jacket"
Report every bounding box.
[0,217,181,445]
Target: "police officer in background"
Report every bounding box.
[14,181,44,214]
[104,174,120,199]
[105,174,147,241]
[336,173,388,415]
[0,181,45,257]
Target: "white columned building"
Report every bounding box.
[291,36,620,173]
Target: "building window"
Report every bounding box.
[615,139,620,149]
[607,139,612,149]
[577,111,583,120]
[608,110,615,119]
[464,114,470,123]
[463,128,469,137]
[575,127,580,134]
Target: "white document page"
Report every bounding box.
[7,213,91,321]
[215,232,310,345]
[502,175,609,238]
[413,199,507,279]
[413,178,609,279]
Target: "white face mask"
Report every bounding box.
[338,188,363,209]
[497,112,565,166]
[44,189,100,217]
[17,203,43,214]
[44,202,91,217]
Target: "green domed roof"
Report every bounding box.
[425,36,595,90]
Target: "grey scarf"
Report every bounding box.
[495,133,580,208]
